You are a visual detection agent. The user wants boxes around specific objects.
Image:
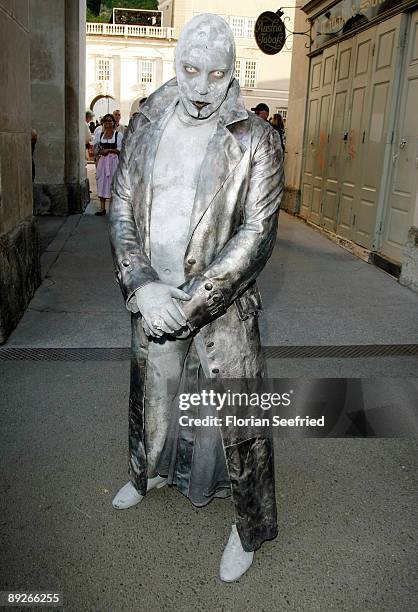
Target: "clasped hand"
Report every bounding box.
[135,282,191,338]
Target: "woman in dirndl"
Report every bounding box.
[93,113,123,216]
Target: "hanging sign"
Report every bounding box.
[255,10,286,55]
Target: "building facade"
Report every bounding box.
[285,0,418,289]
[86,20,177,122]
[86,1,295,124]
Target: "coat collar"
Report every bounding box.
[139,77,248,128]
[133,78,249,252]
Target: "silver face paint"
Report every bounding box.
[175,14,236,119]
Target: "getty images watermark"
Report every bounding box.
[177,389,325,429]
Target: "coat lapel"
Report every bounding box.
[188,124,245,239]
[133,105,176,257]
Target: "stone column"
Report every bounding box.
[30,0,89,215]
[64,0,89,212]
[0,0,41,343]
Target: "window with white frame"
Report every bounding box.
[230,16,245,37]
[276,108,288,120]
[229,16,256,38]
[138,60,154,84]
[96,58,111,82]
[245,18,256,38]
[235,59,242,79]
[235,59,257,88]
[243,60,257,88]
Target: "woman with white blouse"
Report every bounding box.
[93,113,123,216]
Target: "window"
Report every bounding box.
[245,18,256,38]
[229,16,256,38]
[138,60,154,84]
[235,59,242,79]
[230,16,245,37]
[235,59,257,89]
[96,58,111,82]
[243,60,256,88]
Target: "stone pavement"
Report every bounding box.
[0,177,417,610]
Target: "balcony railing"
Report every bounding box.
[86,22,175,39]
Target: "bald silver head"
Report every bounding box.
[175,14,236,119]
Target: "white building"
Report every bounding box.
[86,20,177,123]
[86,1,295,125]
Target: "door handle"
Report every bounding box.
[399,138,407,149]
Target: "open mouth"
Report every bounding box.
[192,101,210,110]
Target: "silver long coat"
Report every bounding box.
[109,78,284,552]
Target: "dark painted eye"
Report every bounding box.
[212,70,225,78]
[184,65,198,74]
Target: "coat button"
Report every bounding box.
[212,368,219,374]
[187,258,196,265]
[122,259,130,267]
[207,342,214,348]
[205,282,213,291]
[212,294,221,302]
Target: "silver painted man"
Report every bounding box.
[109,14,284,581]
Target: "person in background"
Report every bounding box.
[93,113,123,216]
[93,111,125,136]
[93,118,103,137]
[251,102,269,122]
[270,113,286,152]
[112,109,126,134]
[85,111,94,160]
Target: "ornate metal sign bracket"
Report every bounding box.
[255,7,312,54]
[277,8,313,51]
[255,9,287,54]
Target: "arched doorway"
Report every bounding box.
[90,95,118,121]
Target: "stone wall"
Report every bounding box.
[0,0,41,343]
[0,218,41,343]
[400,227,418,293]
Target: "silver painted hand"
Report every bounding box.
[135,282,191,337]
